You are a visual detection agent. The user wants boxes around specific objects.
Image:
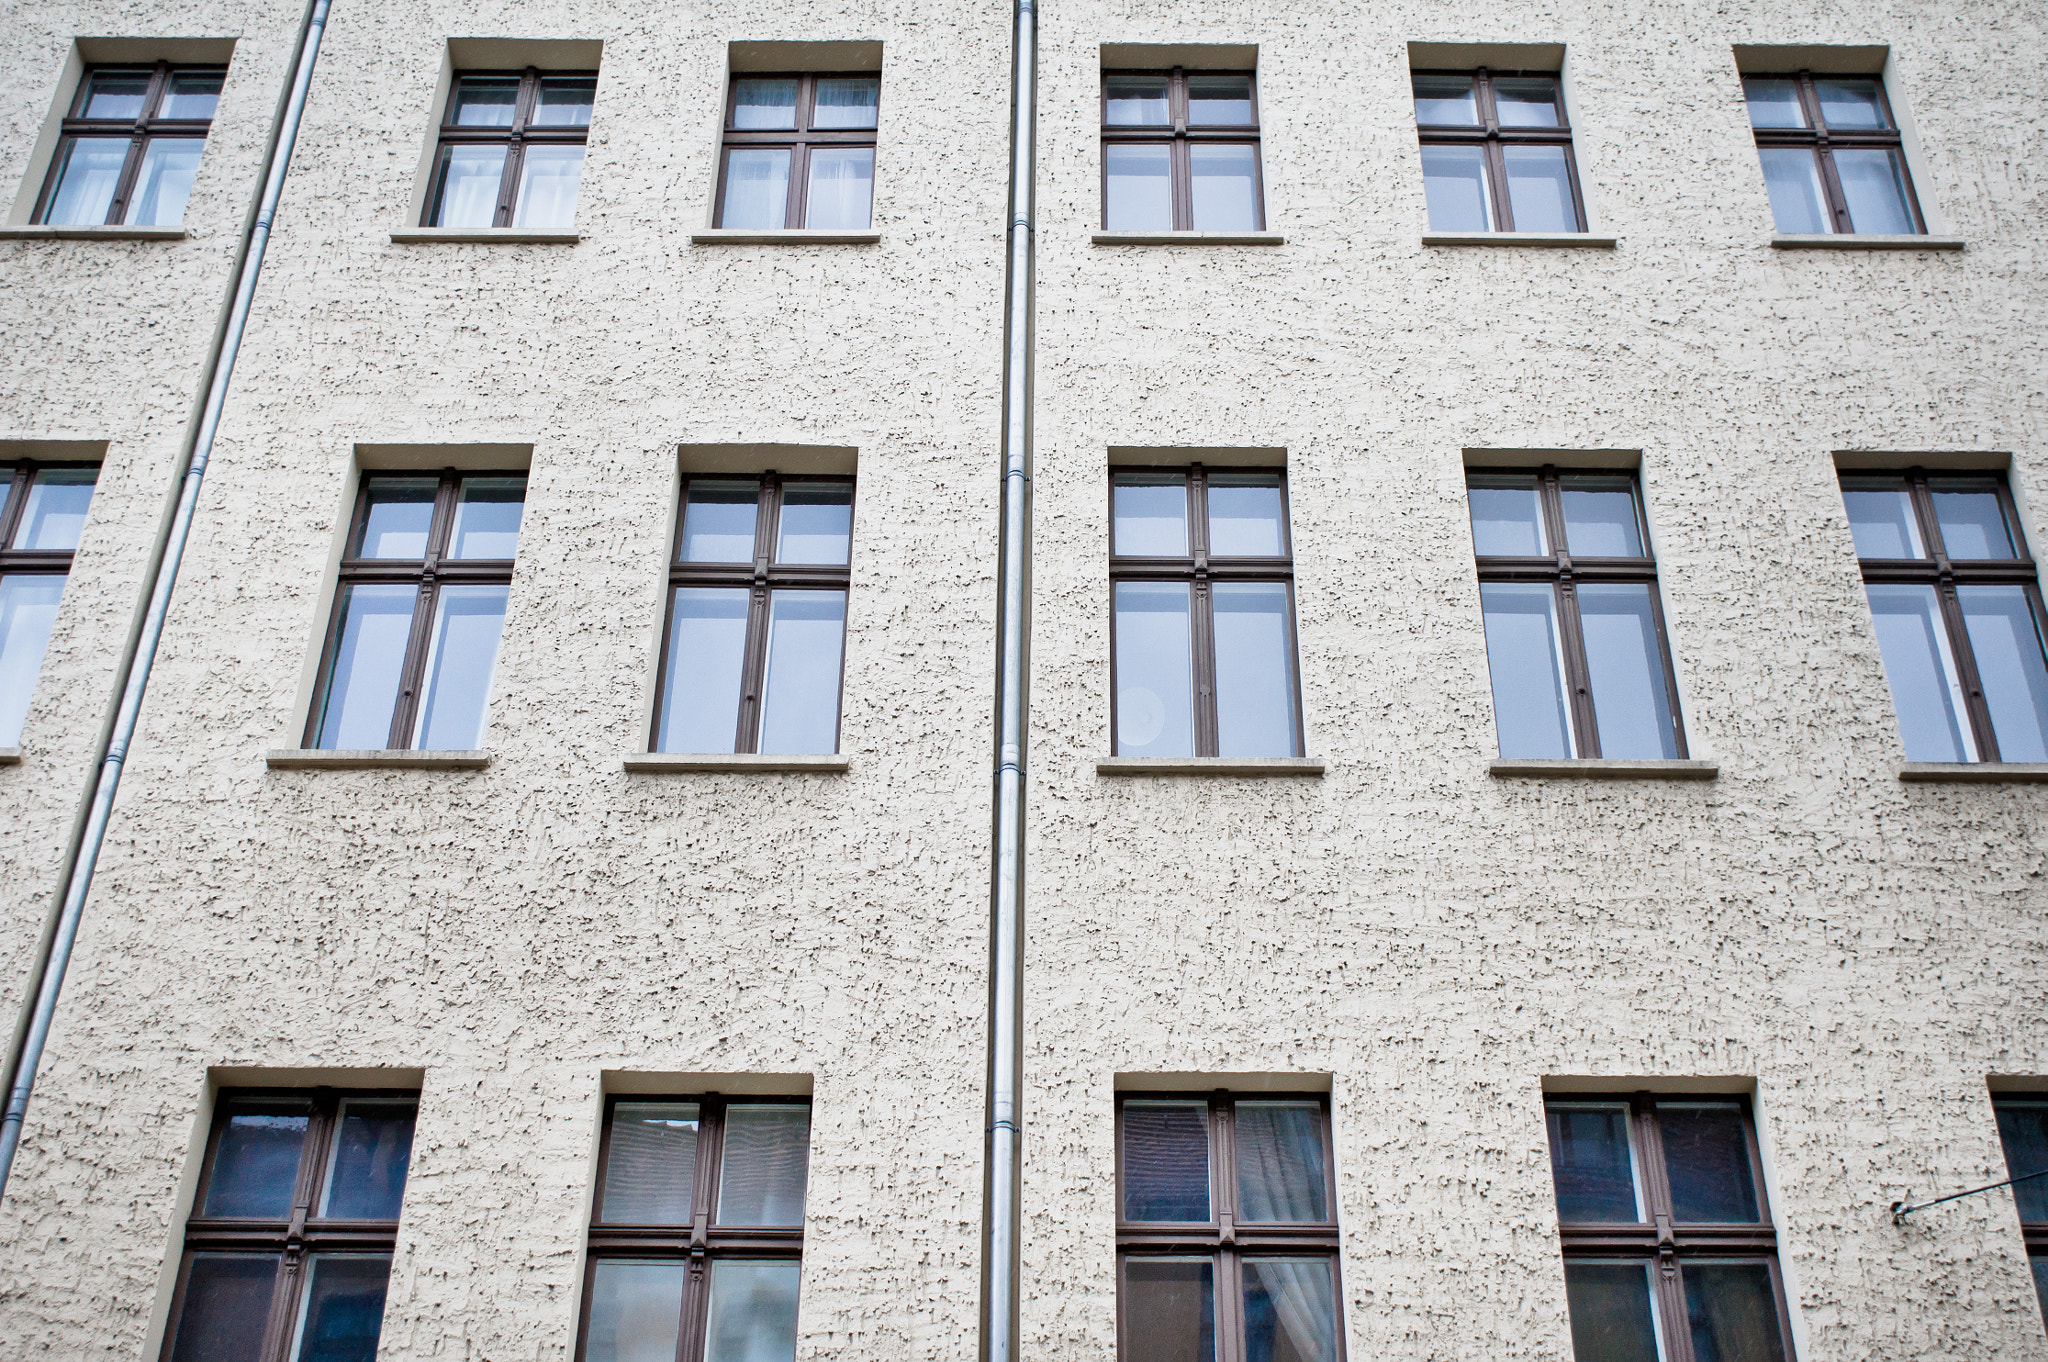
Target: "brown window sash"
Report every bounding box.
[714,72,879,229]
[423,67,594,229]
[1412,67,1585,233]
[0,459,96,572]
[1099,68,1265,232]
[33,61,225,226]
[1991,1093,2048,1267]
[1748,70,1924,235]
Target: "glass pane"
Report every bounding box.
[162,71,223,120]
[1559,477,1644,557]
[1815,78,1890,130]
[1742,77,1807,129]
[1502,144,1576,233]
[586,1260,686,1362]
[1840,477,1925,558]
[428,144,506,227]
[1478,583,1573,758]
[1493,77,1561,128]
[1122,1101,1210,1222]
[704,1260,801,1362]
[1467,476,1547,556]
[512,145,583,228]
[757,590,846,755]
[804,146,874,230]
[42,136,129,225]
[720,148,791,229]
[1105,75,1170,126]
[450,76,518,126]
[320,1101,415,1220]
[732,78,798,131]
[601,1102,701,1225]
[1834,148,1915,234]
[358,478,437,557]
[1660,1104,1760,1223]
[1682,1263,1787,1362]
[533,75,596,126]
[315,584,418,750]
[1113,475,1188,556]
[717,1104,811,1225]
[1994,1103,2048,1222]
[82,70,151,120]
[1123,1258,1216,1362]
[1187,75,1252,126]
[2034,1260,2048,1331]
[1113,583,1194,758]
[1866,584,1976,762]
[1242,1258,1337,1362]
[1212,583,1299,758]
[0,470,12,525]
[1412,74,1479,125]
[1928,481,2016,559]
[1235,1102,1325,1222]
[681,481,760,562]
[776,483,853,564]
[1207,476,1285,557]
[125,137,205,226]
[1547,1105,1641,1223]
[448,477,525,559]
[1420,144,1493,232]
[1563,1262,1661,1362]
[1105,144,1173,231]
[291,1255,391,1362]
[1189,143,1258,231]
[657,587,750,754]
[1959,586,2048,762]
[203,1102,311,1217]
[1579,582,1680,759]
[15,469,98,550]
[1757,147,1830,234]
[812,76,879,129]
[410,585,507,749]
[166,1254,278,1362]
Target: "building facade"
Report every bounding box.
[1,0,2046,1358]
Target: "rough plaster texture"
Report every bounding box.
[0,0,2044,1359]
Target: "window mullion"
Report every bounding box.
[736,482,779,752]
[106,135,149,226]
[680,1098,727,1362]
[789,141,811,230]
[1217,1246,1245,1362]
[1914,475,2000,759]
[387,578,439,750]
[1190,469,1219,753]
[258,1095,337,1362]
[1485,140,1513,233]
[0,464,31,548]
[1540,475,1600,755]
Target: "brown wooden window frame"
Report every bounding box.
[33,61,225,226]
[1099,68,1266,232]
[1412,67,1586,233]
[1548,1092,1795,1362]
[714,72,880,230]
[1114,1090,1344,1362]
[0,459,96,576]
[577,1093,810,1362]
[422,66,595,229]
[1746,70,1925,236]
[1991,1091,2048,1319]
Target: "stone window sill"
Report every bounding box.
[1770,233,1964,251]
[1097,756,1324,777]
[0,747,19,765]
[1091,231,1284,246]
[0,225,186,241]
[388,229,581,244]
[623,753,849,773]
[1423,232,1617,248]
[690,230,880,245]
[1490,758,1718,780]
[266,749,491,770]
[1900,762,2048,783]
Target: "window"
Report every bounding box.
[307,472,525,751]
[715,74,879,230]
[1546,1094,1793,1362]
[654,475,851,755]
[1412,69,1584,233]
[1840,471,2048,763]
[1466,468,1686,759]
[1115,1091,1342,1362]
[1991,1094,2048,1323]
[579,1096,810,1362]
[1101,69,1263,232]
[1742,72,1924,235]
[34,63,223,227]
[0,460,97,746]
[162,1088,417,1362]
[1110,467,1301,759]
[423,68,593,229]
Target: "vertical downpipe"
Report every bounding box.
[0,0,336,1201]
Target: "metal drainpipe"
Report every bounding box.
[0,0,335,1201]
[984,0,1035,1357]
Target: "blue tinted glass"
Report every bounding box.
[1242,1259,1336,1362]
[1114,475,1188,556]
[293,1255,391,1362]
[15,470,98,551]
[356,479,436,558]
[1958,586,2048,762]
[680,482,760,562]
[204,1103,311,1217]
[1564,1262,1660,1362]
[1995,1102,2048,1222]
[776,484,852,564]
[1682,1263,1786,1362]
[1559,477,1643,557]
[167,1254,278,1362]
[320,1102,416,1220]
[1123,1101,1210,1222]
[1659,1104,1759,1223]
[1124,1259,1215,1362]
[1928,482,2016,559]
[1548,1105,1640,1222]
[1841,479,1925,558]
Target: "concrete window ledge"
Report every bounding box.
[1097,756,1324,777]
[1091,231,1285,246]
[1900,762,2048,783]
[266,749,491,770]
[0,225,186,241]
[1771,233,1964,252]
[1490,758,1718,780]
[0,747,20,765]
[1423,232,1617,248]
[388,229,581,244]
[690,230,881,246]
[624,753,850,774]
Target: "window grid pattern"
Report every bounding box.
[1412,68,1585,233]
[34,62,224,227]
[1743,71,1924,235]
[423,67,594,229]
[1100,69,1265,232]
[0,460,98,747]
[715,73,880,230]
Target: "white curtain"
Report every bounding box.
[1249,1258,1337,1362]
